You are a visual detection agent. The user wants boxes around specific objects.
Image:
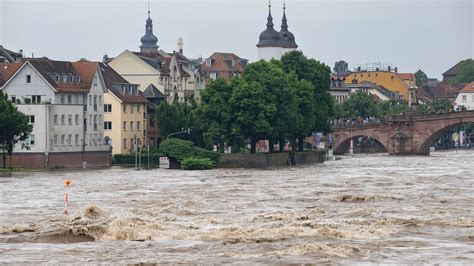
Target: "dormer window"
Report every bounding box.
[76,76,81,82]
[67,74,73,82]
[210,72,217,80]
[56,75,60,82]
[62,74,67,82]
[206,59,212,66]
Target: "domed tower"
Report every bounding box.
[280,2,298,55]
[140,6,159,55]
[256,1,282,61]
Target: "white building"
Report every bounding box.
[454,82,474,110]
[0,59,111,169]
[257,2,298,61]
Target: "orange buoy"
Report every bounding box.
[63,179,72,214]
[64,179,71,187]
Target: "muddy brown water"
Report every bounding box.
[0,151,473,264]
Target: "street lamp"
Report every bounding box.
[166,128,191,139]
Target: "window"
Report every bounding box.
[67,114,72,125]
[32,95,42,104]
[104,104,112,112]
[54,135,58,145]
[61,134,65,145]
[131,104,134,114]
[99,95,102,105]
[61,95,65,104]
[56,75,60,82]
[89,134,92,146]
[93,96,97,111]
[137,105,140,113]
[130,121,134,130]
[74,95,79,104]
[61,115,65,125]
[123,139,127,149]
[375,74,378,77]
[104,121,112,130]
[98,133,102,144]
[68,134,72,145]
[28,115,35,124]
[75,134,79,145]
[123,104,127,113]
[131,138,134,149]
[206,59,212,66]
[93,115,97,130]
[93,76,97,87]
[67,75,73,82]
[137,121,141,130]
[67,95,72,104]
[11,96,16,103]
[75,114,79,125]
[27,134,35,146]
[26,75,31,84]
[53,115,58,124]
[462,95,467,101]
[89,95,92,105]
[210,72,217,80]
[123,121,127,130]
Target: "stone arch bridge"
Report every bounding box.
[331,111,474,155]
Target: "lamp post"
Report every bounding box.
[166,128,191,139]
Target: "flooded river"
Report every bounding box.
[0,150,473,264]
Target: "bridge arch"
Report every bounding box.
[333,134,389,155]
[415,121,474,154]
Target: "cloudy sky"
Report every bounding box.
[1,0,472,78]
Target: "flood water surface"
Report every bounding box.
[0,151,473,264]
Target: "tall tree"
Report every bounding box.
[451,59,474,84]
[281,51,334,133]
[341,91,380,119]
[333,60,349,75]
[0,91,33,169]
[415,69,429,86]
[229,78,275,153]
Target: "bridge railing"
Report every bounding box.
[331,118,387,129]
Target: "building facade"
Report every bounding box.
[200,52,248,86]
[0,59,111,169]
[100,63,148,155]
[257,2,298,61]
[454,82,474,110]
[330,75,350,103]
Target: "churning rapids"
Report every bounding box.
[0,151,473,264]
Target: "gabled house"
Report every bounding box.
[200,52,247,86]
[454,82,474,110]
[0,58,111,169]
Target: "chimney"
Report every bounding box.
[103,54,108,63]
[388,65,391,72]
[395,67,398,73]
[357,66,361,72]
[19,49,23,57]
[177,37,183,54]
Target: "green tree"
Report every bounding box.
[341,91,380,118]
[333,60,349,75]
[281,51,334,133]
[0,91,33,169]
[243,60,295,151]
[415,69,428,87]
[379,100,409,116]
[156,101,189,139]
[229,78,275,153]
[430,98,453,113]
[451,59,474,84]
[196,78,232,151]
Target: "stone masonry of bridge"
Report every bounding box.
[331,111,474,155]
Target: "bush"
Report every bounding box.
[113,153,164,166]
[181,156,214,170]
[159,139,218,163]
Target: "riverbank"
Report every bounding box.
[217,150,325,168]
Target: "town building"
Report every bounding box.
[200,52,248,86]
[346,81,403,102]
[0,45,24,63]
[257,2,298,61]
[344,63,416,100]
[108,10,204,102]
[329,75,350,103]
[100,63,148,155]
[0,59,111,169]
[142,84,165,148]
[454,82,474,110]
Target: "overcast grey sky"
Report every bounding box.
[1,0,472,78]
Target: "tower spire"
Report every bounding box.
[147,2,150,18]
[281,1,288,30]
[267,0,274,27]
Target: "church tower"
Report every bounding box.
[279,2,298,55]
[140,5,159,55]
[256,1,283,61]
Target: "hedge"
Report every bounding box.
[113,153,164,165]
[181,157,214,170]
[159,139,218,163]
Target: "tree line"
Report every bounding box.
[157,51,334,153]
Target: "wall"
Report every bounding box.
[258,47,282,61]
[455,93,474,110]
[103,92,123,155]
[6,151,111,169]
[345,71,410,100]
[217,150,325,168]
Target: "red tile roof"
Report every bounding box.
[460,81,474,93]
[396,73,415,81]
[201,52,246,83]
[0,63,22,87]
[72,61,99,85]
